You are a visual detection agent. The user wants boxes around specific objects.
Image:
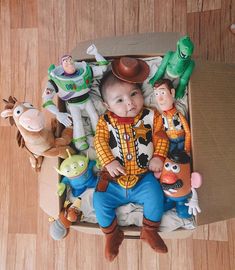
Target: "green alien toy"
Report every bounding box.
[49,150,98,240]
[149,36,195,99]
[56,149,97,198]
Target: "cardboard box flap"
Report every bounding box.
[71,32,181,60]
[189,61,235,225]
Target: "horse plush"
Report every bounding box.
[1,96,75,171]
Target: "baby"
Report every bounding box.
[93,57,169,262]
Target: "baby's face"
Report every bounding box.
[104,82,144,118]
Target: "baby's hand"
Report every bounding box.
[149,156,164,177]
[105,160,126,178]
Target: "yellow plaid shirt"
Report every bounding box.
[94,108,169,176]
[155,106,191,153]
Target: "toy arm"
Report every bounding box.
[153,112,169,159]
[149,52,172,86]
[185,187,201,216]
[57,182,66,196]
[175,60,195,99]
[179,113,191,153]
[42,81,72,127]
[185,172,202,215]
[87,44,109,76]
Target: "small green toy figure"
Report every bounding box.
[149,36,195,99]
[49,150,97,240]
[56,149,97,198]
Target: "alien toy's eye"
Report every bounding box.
[164,162,171,171]
[78,161,85,167]
[171,164,180,173]
[13,105,24,117]
[64,165,70,174]
[71,162,78,169]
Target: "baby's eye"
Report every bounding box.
[164,162,171,171]
[171,164,180,173]
[131,91,138,97]
[116,99,123,103]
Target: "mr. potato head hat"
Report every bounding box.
[111,57,150,83]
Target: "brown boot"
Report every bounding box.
[140,218,168,253]
[101,219,124,262]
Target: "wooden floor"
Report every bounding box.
[0,0,234,269]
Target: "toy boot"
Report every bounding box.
[101,218,124,262]
[140,217,168,253]
[50,209,72,240]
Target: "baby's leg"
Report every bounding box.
[131,172,167,253]
[93,182,126,261]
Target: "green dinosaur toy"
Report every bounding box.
[149,36,195,99]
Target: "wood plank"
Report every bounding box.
[154,0,187,33]
[208,221,228,241]
[38,0,66,84]
[227,218,235,270]
[36,209,63,270]
[65,0,115,53]
[8,127,38,234]
[10,0,38,29]
[6,234,36,270]
[220,0,235,63]
[139,0,155,33]
[10,28,39,108]
[187,10,222,61]
[0,0,11,127]
[114,0,139,35]
[192,224,209,240]
[0,128,11,270]
[187,0,221,13]
[159,238,194,270]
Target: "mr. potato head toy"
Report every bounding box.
[155,150,202,219]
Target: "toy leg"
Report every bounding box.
[85,99,99,133]
[176,199,192,218]
[163,197,176,212]
[68,104,89,151]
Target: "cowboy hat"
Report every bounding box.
[111,57,150,83]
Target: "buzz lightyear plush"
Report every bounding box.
[42,44,109,150]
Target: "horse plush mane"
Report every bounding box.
[1,96,75,171]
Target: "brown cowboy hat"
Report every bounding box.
[111,57,150,83]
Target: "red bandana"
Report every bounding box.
[110,112,134,124]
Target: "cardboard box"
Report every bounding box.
[38,32,235,239]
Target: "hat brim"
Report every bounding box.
[111,58,150,83]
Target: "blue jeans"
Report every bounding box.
[169,136,185,153]
[164,194,192,219]
[93,172,164,228]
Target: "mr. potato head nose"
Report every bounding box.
[160,172,177,185]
